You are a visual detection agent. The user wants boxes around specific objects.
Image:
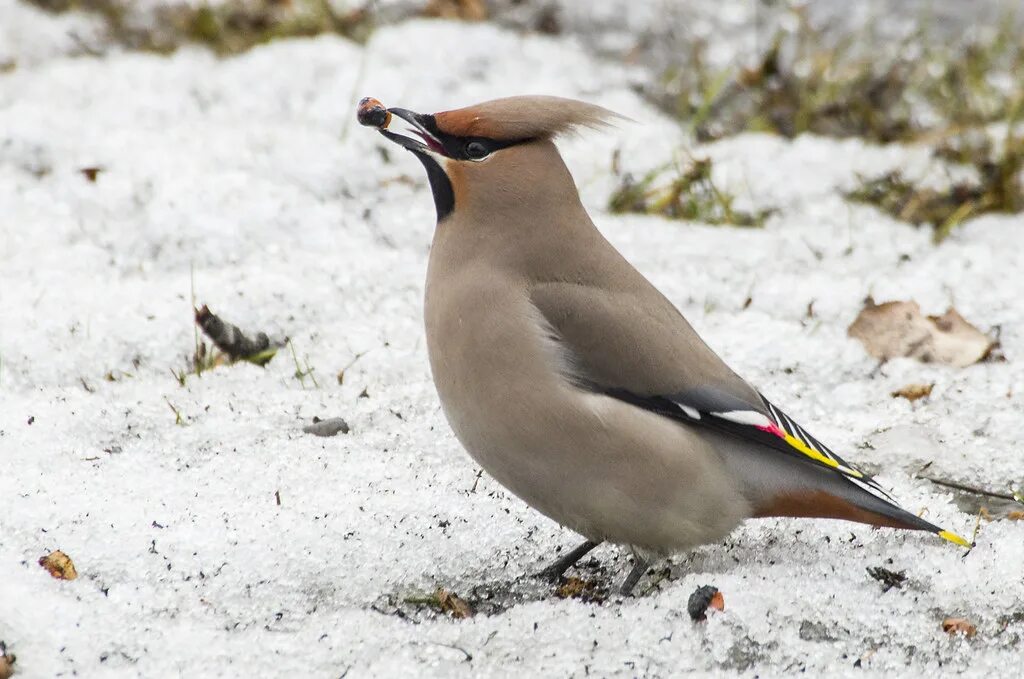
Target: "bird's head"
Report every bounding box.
[363,95,621,222]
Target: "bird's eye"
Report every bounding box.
[465,141,490,160]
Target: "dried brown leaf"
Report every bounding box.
[79,166,102,182]
[423,0,487,21]
[554,576,606,602]
[435,588,473,619]
[942,617,977,638]
[39,550,77,580]
[555,576,588,599]
[0,641,14,679]
[1007,510,1024,521]
[848,299,994,368]
[891,383,934,402]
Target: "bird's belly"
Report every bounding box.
[461,393,747,551]
[424,276,748,552]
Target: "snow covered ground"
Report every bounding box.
[2,5,1023,677]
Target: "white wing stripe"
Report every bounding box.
[713,410,774,428]
[679,405,701,420]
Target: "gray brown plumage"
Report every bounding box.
[363,95,970,594]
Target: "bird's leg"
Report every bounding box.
[537,540,601,581]
[618,555,651,596]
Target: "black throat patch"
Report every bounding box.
[412,152,455,222]
[407,114,529,223]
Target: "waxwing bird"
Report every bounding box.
[359,95,971,595]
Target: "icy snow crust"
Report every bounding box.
[2,14,1023,679]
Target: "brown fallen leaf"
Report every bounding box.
[404,587,473,618]
[1007,510,1024,521]
[423,0,487,21]
[79,166,103,182]
[942,617,977,638]
[891,383,934,402]
[555,576,587,599]
[554,576,606,602]
[848,299,995,368]
[39,550,77,580]
[435,588,473,619]
[0,641,14,679]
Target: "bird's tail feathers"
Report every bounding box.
[840,479,973,548]
[713,431,973,547]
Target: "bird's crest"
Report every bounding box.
[433,95,624,142]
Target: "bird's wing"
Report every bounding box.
[606,386,882,488]
[529,280,863,480]
[530,281,971,547]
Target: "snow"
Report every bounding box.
[2,7,1023,679]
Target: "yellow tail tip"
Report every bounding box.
[938,529,973,548]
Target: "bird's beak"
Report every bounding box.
[379,108,447,156]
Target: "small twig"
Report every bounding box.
[469,469,484,493]
[336,350,368,385]
[67,29,104,57]
[288,339,318,388]
[425,642,473,663]
[916,470,1021,503]
[191,263,202,377]
[164,397,184,426]
[868,358,888,378]
[337,13,375,144]
[304,353,319,388]
[963,508,986,558]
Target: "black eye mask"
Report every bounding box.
[416,114,527,160]
[371,106,534,222]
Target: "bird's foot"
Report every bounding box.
[618,556,652,596]
[535,539,601,582]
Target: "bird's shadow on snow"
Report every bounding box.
[371,554,615,622]
[367,533,814,622]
